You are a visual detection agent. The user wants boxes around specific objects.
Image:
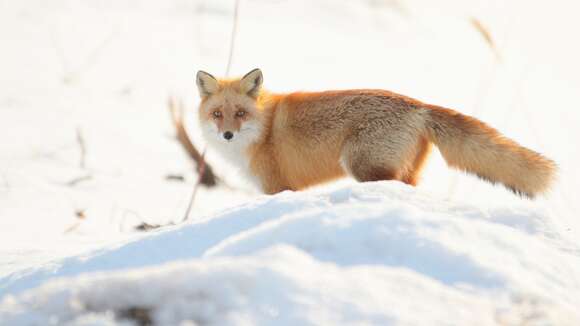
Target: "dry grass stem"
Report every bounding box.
[470,17,502,62]
[76,127,87,169]
[225,0,240,77]
[66,175,92,187]
[181,149,207,223]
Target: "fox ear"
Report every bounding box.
[240,68,263,98]
[196,70,219,98]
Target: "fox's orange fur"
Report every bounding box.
[197,69,556,198]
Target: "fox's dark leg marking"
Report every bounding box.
[342,150,402,183]
[351,167,400,183]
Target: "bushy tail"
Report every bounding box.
[423,105,556,198]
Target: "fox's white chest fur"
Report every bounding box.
[201,120,264,191]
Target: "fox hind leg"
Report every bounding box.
[401,137,432,186]
[341,136,405,183]
[341,148,404,183]
[341,122,425,185]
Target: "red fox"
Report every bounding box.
[196,68,556,198]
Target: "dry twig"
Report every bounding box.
[118,307,153,326]
[134,222,162,232]
[63,209,86,234]
[167,97,217,187]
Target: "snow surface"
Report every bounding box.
[2,182,580,325]
[1,0,580,324]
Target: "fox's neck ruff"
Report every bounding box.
[201,116,265,191]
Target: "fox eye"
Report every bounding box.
[235,110,246,118]
[212,111,222,119]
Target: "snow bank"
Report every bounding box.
[1,182,579,325]
[0,246,497,326]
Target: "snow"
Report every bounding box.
[1,0,580,324]
[2,182,580,325]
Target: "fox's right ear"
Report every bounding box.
[196,70,219,98]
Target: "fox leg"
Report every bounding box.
[254,165,290,195]
[401,137,432,186]
[341,137,404,183]
[344,159,401,182]
[341,122,424,185]
[262,180,290,195]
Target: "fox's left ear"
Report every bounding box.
[240,68,263,98]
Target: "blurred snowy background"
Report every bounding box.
[1,0,579,324]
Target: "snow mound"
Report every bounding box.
[1,182,579,325]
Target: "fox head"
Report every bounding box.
[196,68,264,151]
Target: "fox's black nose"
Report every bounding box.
[223,131,234,140]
